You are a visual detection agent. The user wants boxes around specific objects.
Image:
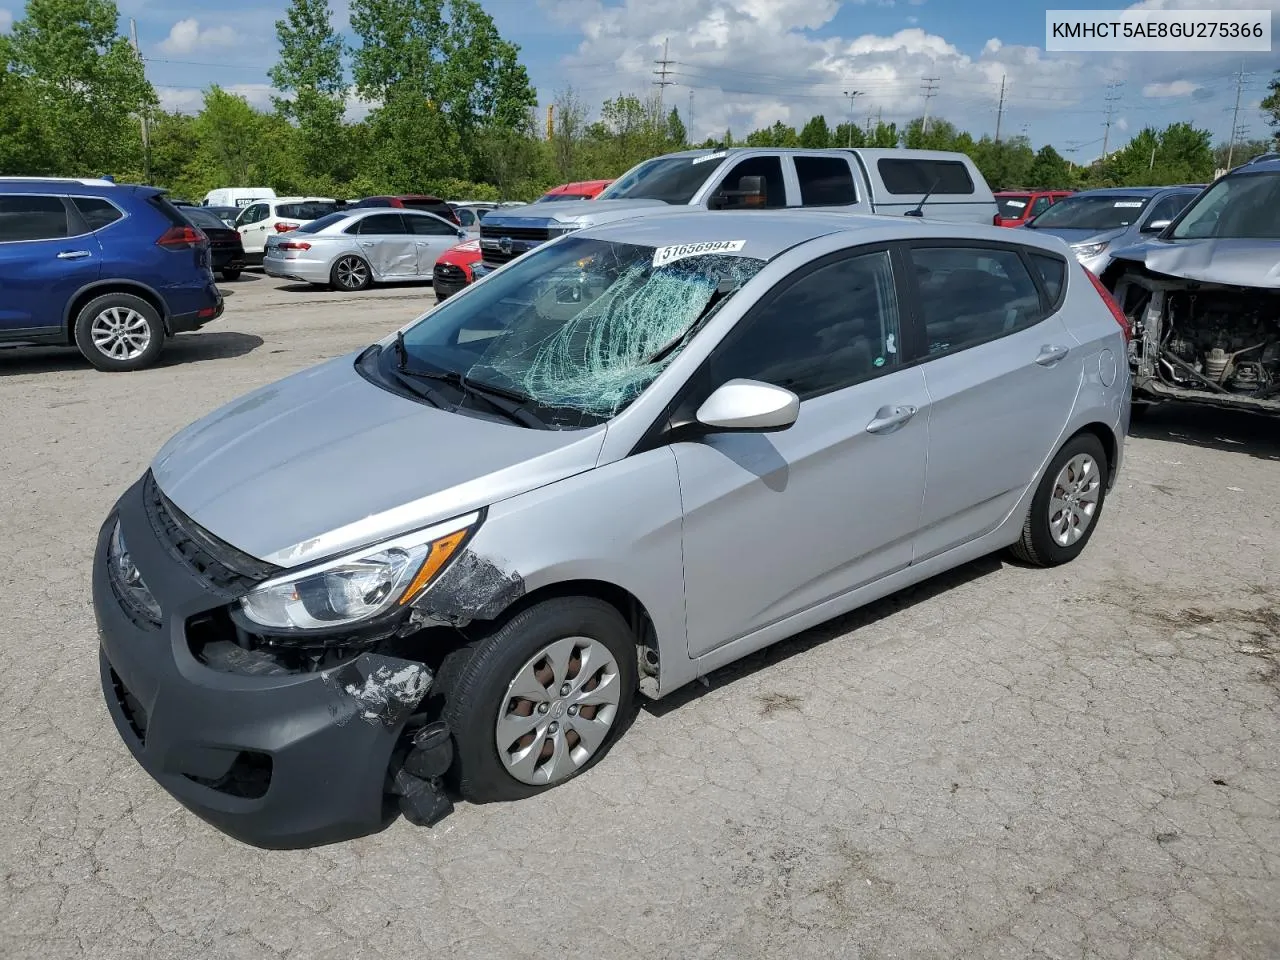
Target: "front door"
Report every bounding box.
[904,242,1082,561]
[0,194,102,334]
[356,213,418,278]
[673,247,931,658]
[236,202,271,257]
[406,213,463,276]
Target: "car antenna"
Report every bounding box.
[905,178,941,218]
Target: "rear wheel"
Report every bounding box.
[435,597,636,803]
[330,255,371,291]
[73,293,165,372]
[221,268,242,282]
[1010,432,1109,567]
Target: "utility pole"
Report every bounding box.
[843,90,861,147]
[1101,80,1123,160]
[1149,145,1157,170]
[546,104,554,140]
[687,89,694,141]
[920,76,940,137]
[129,18,151,184]
[652,38,674,111]
[994,74,1006,143]
[1227,62,1252,168]
[864,109,874,139]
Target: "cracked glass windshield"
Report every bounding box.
[389,235,764,427]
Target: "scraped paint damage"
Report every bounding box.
[323,655,432,728]
[416,550,526,626]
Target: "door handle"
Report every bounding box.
[1036,344,1070,366]
[57,250,92,260]
[866,404,918,435]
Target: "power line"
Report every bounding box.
[1226,62,1253,168]
[920,76,939,135]
[653,38,674,110]
[1101,80,1123,160]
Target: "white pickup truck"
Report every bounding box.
[477,147,998,271]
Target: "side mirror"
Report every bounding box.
[695,379,799,433]
[1141,219,1171,233]
[457,229,467,239]
[710,174,766,210]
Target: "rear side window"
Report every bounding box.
[0,195,69,241]
[908,245,1044,355]
[296,212,349,234]
[407,214,457,236]
[354,214,407,235]
[74,197,124,231]
[877,159,975,196]
[1029,253,1067,307]
[276,201,338,220]
[794,156,858,206]
[1029,195,1053,217]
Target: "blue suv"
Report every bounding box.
[0,178,224,371]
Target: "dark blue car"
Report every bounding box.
[0,177,224,371]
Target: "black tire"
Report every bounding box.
[1129,400,1153,422]
[435,597,637,803]
[72,293,165,372]
[221,268,242,282]
[1010,432,1110,567]
[330,254,372,291]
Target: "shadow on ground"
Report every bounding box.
[1131,401,1280,462]
[0,332,264,377]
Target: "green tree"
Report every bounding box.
[744,121,798,147]
[666,107,687,148]
[1262,70,1280,133]
[270,0,350,188]
[586,93,672,174]
[4,0,154,175]
[971,135,1034,189]
[1028,145,1070,187]
[548,87,587,181]
[1213,138,1271,169]
[867,120,898,149]
[799,114,832,148]
[1104,122,1212,185]
[903,117,959,150]
[0,67,53,173]
[831,121,866,148]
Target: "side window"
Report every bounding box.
[237,204,266,226]
[1029,253,1066,306]
[73,197,124,231]
[358,213,408,235]
[408,215,458,236]
[713,156,786,209]
[0,195,69,241]
[1029,195,1052,217]
[456,209,475,227]
[1144,193,1191,227]
[794,156,858,206]
[708,250,901,398]
[877,159,975,195]
[909,246,1045,355]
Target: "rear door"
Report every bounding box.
[405,213,463,275]
[904,241,1081,561]
[355,213,417,278]
[788,153,873,214]
[0,194,101,335]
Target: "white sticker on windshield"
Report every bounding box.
[1114,201,1144,208]
[653,240,746,267]
[1004,199,1026,208]
[692,151,726,164]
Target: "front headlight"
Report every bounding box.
[238,515,476,632]
[1071,241,1109,259]
[107,520,161,623]
[550,222,588,237]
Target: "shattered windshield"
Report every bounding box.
[391,235,764,427]
[1027,194,1149,230]
[596,157,715,204]
[1169,171,1280,240]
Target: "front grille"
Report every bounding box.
[109,667,149,745]
[142,472,280,592]
[479,225,552,242]
[434,263,466,283]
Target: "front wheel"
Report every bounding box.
[73,293,165,372]
[221,267,242,282]
[435,597,637,803]
[1010,432,1109,567]
[330,254,371,291]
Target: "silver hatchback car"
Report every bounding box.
[94,211,1129,847]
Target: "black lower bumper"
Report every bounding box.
[93,476,440,848]
[211,250,246,274]
[169,289,224,333]
[432,277,468,300]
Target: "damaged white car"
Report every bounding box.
[1103,159,1280,414]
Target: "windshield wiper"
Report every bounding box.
[399,364,546,429]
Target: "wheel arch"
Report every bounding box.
[64,281,168,342]
[1069,421,1119,489]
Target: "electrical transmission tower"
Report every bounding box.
[920,76,940,136]
[1101,81,1123,160]
[653,38,675,111]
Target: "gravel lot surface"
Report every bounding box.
[2,272,1278,960]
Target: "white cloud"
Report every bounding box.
[157,18,240,55]
[0,8,12,32]
[1143,80,1199,98]
[157,83,275,114]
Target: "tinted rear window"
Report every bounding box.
[73,197,124,230]
[795,156,858,206]
[296,212,349,234]
[182,207,230,231]
[1030,252,1066,306]
[0,195,68,241]
[997,196,1031,218]
[877,159,975,195]
[277,201,339,220]
[148,194,190,227]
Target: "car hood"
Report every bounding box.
[151,353,606,567]
[487,198,671,225]
[1108,237,1280,288]
[1025,226,1125,246]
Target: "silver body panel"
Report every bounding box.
[153,211,1129,699]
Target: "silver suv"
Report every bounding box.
[94,210,1130,848]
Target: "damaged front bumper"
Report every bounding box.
[93,474,450,849]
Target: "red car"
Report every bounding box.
[535,179,614,203]
[433,239,481,300]
[350,195,461,225]
[993,189,1072,227]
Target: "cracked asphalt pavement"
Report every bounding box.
[2,273,1278,959]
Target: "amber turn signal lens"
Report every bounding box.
[397,529,469,605]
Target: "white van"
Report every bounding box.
[203,187,276,209]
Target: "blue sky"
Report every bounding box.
[3,0,1275,161]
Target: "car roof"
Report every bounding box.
[0,178,160,197]
[995,188,1069,195]
[576,209,1071,261]
[1237,157,1280,172]
[268,196,336,204]
[1067,186,1185,198]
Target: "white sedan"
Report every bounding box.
[263,208,468,291]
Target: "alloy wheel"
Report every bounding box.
[90,307,151,361]
[335,256,368,290]
[1048,453,1101,547]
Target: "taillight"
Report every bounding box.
[1084,268,1131,344]
[274,222,300,233]
[993,213,1002,226]
[277,241,311,251]
[157,225,205,249]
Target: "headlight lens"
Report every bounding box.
[1071,241,1109,259]
[107,520,161,623]
[238,520,474,631]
